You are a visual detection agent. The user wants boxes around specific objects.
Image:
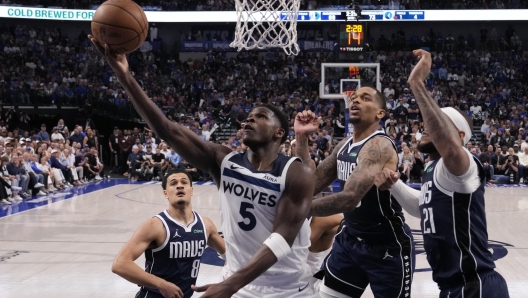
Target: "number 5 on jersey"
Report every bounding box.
[238,202,257,231]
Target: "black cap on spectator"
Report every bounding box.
[41,124,46,127]
[114,126,119,130]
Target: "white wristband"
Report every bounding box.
[263,233,291,261]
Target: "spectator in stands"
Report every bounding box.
[36,124,50,143]
[480,145,497,181]
[6,155,30,198]
[30,153,57,192]
[91,149,105,180]
[399,146,414,182]
[51,127,65,142]
[518,146,528,182]
[119,130,134,176]
[0,156,23,203]
[56,119,68,138]
[50,149,75,186]
[151,147,167,181]
[69,126,85,146]
[411,146,425,179]
[109,127,123,173]
[21,152,46,195]
[166,148,183,169]
[182,160,200,181]
[84,128,98,149]
[63,148,84,185]
[38,155,63,190]
[127,146,144,182]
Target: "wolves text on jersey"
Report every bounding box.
[222,181,277,208]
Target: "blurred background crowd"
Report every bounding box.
[0,10,527,204]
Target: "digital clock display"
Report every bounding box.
[339,23,365,52]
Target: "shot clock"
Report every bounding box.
[339,23,366,52]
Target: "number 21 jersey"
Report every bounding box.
[420,153,495,290]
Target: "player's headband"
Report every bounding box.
[441,107,472,145]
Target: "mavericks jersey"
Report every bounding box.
[140,210,207,298]
[219,152,312,287]
[337,131,409,245]
[420,154,495,290]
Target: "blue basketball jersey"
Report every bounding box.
[420,155,495,290]
[336,131,409,245]
[140,210,207,298]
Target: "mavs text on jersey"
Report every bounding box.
[137,210,208,298]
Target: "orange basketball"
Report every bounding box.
[91,0,148,54]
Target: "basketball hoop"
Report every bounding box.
[230,0,301,55]
[342,91,355,109]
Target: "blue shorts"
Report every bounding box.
[321,223,414,297]
[439,271,509,298]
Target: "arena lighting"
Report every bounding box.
[1,6,528,22]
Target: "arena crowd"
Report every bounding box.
[0,22,527,204]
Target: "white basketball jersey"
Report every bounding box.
[219,152,312,287]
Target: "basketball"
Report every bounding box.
[91,0,148,54]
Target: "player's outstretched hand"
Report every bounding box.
[159,280,184,298]
[408,49,432,84]
[192,282,237,298]
[88,34,129,76]
[374,168,400,191]
[294,110,321,136]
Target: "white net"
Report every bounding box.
[342,91,354,109]
[230,0,301,55]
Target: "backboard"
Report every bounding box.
[319,63,381,100]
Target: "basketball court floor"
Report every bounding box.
[0,179,527,297]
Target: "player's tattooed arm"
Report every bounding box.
[310,137,396,217]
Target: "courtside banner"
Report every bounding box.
[1,6,528,22]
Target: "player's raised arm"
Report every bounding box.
[310,137,396,217]
[88,36,231,178]
[112,218,184,298]
[408,49,470,176]
[294,110,349,195]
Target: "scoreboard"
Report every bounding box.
[338,23,366,52]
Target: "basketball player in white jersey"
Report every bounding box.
[89,37,317,298]
[112,169,225,298]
